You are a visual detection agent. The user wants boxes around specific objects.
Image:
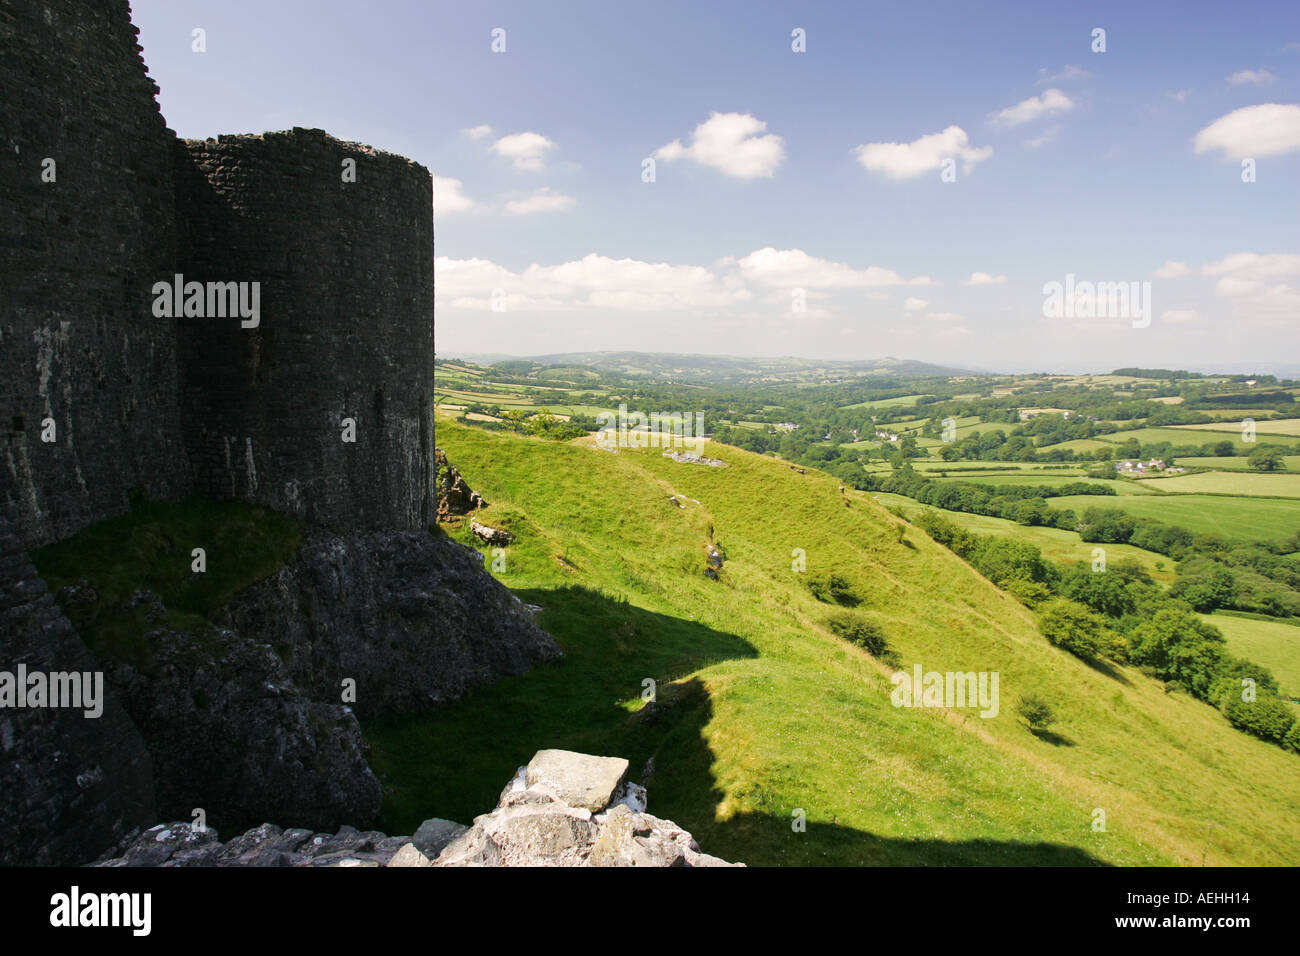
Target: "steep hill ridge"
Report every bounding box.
[390,417,1300,866]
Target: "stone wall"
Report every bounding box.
[173,130,436,531]
[0,0,191,548]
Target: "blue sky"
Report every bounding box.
[133,0,1299,373]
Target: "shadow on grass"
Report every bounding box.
[1028,728,1077,747]
[366,583,1106,866]
[1081,654,1132,686]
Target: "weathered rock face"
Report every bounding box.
[95,750,742,867]
[0,511,155,866]
[435,447,486,520]
[94,590,381,835]
[223,531,561,720]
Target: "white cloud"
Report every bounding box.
[989,89,1075,128]
[1194,104,1300,159]
[1168,89,1191,103]
[1025,125,1060,148]
[435,253,752,313]
[503,187,575,215]
[435,247,939,318]
[1200,253,1300,320]
[461,124,493,141]
[925,312,963,321]
[489,131,557,171]
[433,176,475,214]
[854,126,992,179]
[1036,65,1089,84]
[1202,252,1300,283]
[1153,261,1190,278]
[734,248,930,288]
[653,112,786,179]
[1226,69,1276,87]
[966,272,1007,285]
[904,297,929,311]
[1161,310,1203,324]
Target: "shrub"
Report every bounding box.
[807,572,861,607]
[1017,694,1056,732]
[1220,694,1296,744]
[1002,576,1054,608]
[1037,598,1116,661]
[825,612,888,657]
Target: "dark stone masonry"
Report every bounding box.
[2,1,435,544]
[0,0,191,549]
[0,0,548,866]
[174,131,435,531]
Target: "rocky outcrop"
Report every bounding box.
[94,590,380,835]
[224,530,560,720]
[94,822,409,868]
[663,451,727,467]
[435,448,486,520]
[94,750,741,867]
[470,520,513,546]
[0,512,155,866]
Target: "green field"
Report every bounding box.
[368,418,1300,866]
[1045,438,1115,453]
[1140,471,1300,498]
[1173,418,1300,437]
[840,394,927,410]
[1200,613,1300,700]
[1045,493,1300,542]
[928,474,1160,495]
[1174,456,1300,472]
[1097,428,1300,451]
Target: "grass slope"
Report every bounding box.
[368,418,1300,866]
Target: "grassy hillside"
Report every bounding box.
[370,417,1300,866]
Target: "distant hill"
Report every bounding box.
[442,350,985,383]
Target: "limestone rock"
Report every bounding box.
[436,448,487,520]
[525,750,629,812]
[388,843,433,867]
[470,520,513,546]
[93,749,742,867]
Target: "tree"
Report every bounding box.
[1248,446,1286,472]
[1017,694,1056,732]
[1127,606,1229,699]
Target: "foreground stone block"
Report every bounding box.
[525,750,629,812]
[93,749,741,867]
